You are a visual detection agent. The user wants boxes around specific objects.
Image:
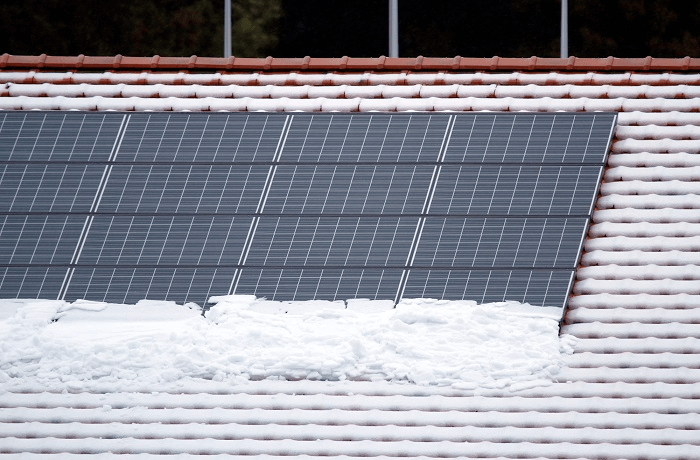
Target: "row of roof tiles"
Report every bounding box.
[7,82,700,98]
[5,95,700,113]
[3,54,700,72]
[4,71,700,86]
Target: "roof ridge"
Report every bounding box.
[1,54,699,73]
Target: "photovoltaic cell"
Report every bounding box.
[0,111,615,308]
[429,166,602,215]
[0,112,124,162]
[264,165,433,215]
[98,165,269,214]
[246,217,418,268]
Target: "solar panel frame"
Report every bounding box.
[0,111,616,308]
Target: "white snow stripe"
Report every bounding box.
[600,180,700,196]
[584,235,700,251]
[572,337,700,354]
[607,152,700,168]
[568,293,700,309]
[617,111,700,126]
[577,264,700,280]
[6,94,700,113]
[566,352,700,369]
[589,221,700,238]
[1,422,699,447]
[4,388,700,412]
[596,194,700,210]
[565,306,700,324]
[561,322,700,339]
[613,138,700,153]
[1,435,698,458]
[593,208,700,223]
[574,279,700,295]
[2,406,698,430]
[558,367,700,384]
[616,125,700,140]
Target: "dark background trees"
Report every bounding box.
[1,0,698,58]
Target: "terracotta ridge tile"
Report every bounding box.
[3,54,700,73]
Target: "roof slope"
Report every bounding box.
[1,55,700,459]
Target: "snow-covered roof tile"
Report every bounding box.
[3,54,700,460]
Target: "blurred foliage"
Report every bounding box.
[0,0,698,58]
[571,0,700,57]
[0,0,281,57]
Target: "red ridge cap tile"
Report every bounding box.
[81,56,120,69]
[345,57,384,70]
[456,58,492,70]
[383,57,418,70]
[230,57,269,70]
[306,57,346,70]
[417,57,455,70]
[43,55,81,68]
[114,56,150,69]
[194,57,227,69]
[156,56,192,69]
[3,54,700,72]
[269,57,307,70]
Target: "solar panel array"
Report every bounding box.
[0,111,615,308]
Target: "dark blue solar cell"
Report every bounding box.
[402,269,574,307]
[264,165,432,215]
[0,266,67,299]
[246,216,418,268]
[118,113,286,162]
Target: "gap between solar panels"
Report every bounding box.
[0,111,615,312]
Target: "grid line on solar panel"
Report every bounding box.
[0,112,125,162]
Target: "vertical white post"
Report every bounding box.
[560,0,568,58]
[224,0,232,58]
[389,0,398,58]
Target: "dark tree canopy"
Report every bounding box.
[0,0,698,58]
[0,0,280,57]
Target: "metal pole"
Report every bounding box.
[560,0,568,58]
[224,0,232,58]
[389,0,398,58]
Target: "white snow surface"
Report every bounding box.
[0,296,571,393]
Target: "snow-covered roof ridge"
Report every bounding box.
[2,58,700,459]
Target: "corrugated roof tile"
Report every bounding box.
[3,54,700,460]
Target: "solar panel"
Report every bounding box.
[0,111,615,308]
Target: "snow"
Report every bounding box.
[593,208,700,223]
[568,293,700,309]
[583,248,700,265]
[420,84,459,98]
[382,84,421,98]
[601,180,700,197]
[613,138,700,153]
[616,125,700,140]
[596,194,700,209]
[617,110,700,125]
[307,85,346,99]
[0,296,571,393]
[270,85,310,98]
[607,152,700,167]
[574,278,700,295]
[566,306,700,324]
[578,264,700,280]
[589,221,700,237]
[456,84,497,98]
[605,165,700,182]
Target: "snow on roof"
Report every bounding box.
[1,55,700,459]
